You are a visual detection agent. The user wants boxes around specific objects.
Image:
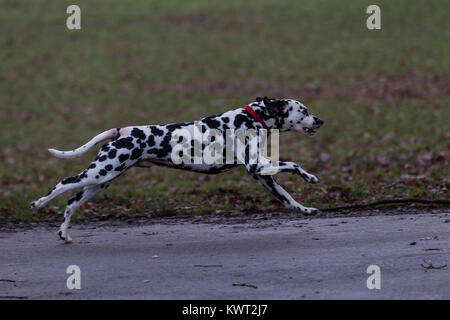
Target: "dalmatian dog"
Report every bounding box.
[31,97,324,242]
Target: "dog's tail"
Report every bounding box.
[48,128,120,159]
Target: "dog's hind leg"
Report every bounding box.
[31,142,139,211]
[250,173,319,215]
[58,182,111,243]
[30,169,96,211]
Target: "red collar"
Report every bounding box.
[244,105,269,133]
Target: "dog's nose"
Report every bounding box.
[314,117,324,126]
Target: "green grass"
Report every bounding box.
[0,0,449,222]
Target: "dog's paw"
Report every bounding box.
[298,171,318,184]
[307,174,319,184]
[291,205,320,215]
[301,173,318,184]
[58,229,72,244]
[30,198,46,212]
[305,207,320,215]
[30,201,39,212]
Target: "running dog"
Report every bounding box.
[31,97,324,242]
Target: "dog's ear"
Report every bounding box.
[257,97,288,112]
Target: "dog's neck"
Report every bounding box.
[247,104,289,132]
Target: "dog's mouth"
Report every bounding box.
[303,127,317,136]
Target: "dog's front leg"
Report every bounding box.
[249,173,319,215]
[251,160,318,184]
[276,161,319,184]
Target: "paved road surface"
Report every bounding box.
[1,211,449,299]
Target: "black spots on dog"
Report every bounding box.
[119,153,130,163]
[150,126,164,136]
[166,123,187,131]
[147,135,155,147]
[277,194,289,205]
[99,155,107,162]
[130,148,143,160]
[89,163,96,169]
[276,117,286,129]
[131,128,146,140]
[233,114,246,127]
[203,117,221,129]
[112,137,134,150]
[166,124,180,131]
[299,172,309,181]
[79,170,88,179]
[260,97,288,110]
[259,108,273,121]
[115,163,126,172]
[105,164,113,171]
[234,114,253,128]
[95,175,99,179]
[68,190,84,205]
[101,144,110,152]
[148,147,168,158]
[75,190,84,201]
[222,117,229,123]
[108,149,117,159]
[261,176,289,204]
[99,169,107,176]
[61,175,81,185]
[113,129,121,140]
[160,132,172,149]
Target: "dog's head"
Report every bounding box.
[256,97,324,136]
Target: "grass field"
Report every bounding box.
[0,0,449,222]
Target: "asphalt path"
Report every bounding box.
[1,210,449,299]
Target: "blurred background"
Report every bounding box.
[0,0,448,222]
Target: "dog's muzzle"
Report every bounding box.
[303,117,324,136]
[314,117,324,126]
